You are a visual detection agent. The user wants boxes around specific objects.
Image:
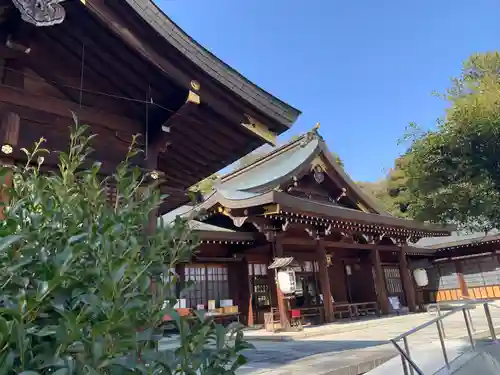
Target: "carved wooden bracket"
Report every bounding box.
[339,231,355,243]
[12,0,66,27]
[407,235,420,244]
[232,216,247,228]
[146,89,200,170]
[394,237,407,247]
[240,114,277,146]
[281,219,290,232]
[305,226,320,240]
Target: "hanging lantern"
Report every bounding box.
[277,268,297,294]
[413,268,428,287]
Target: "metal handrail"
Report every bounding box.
[390,299,496,375]
[393,300,483,341]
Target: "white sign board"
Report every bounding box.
[389,296,401,311]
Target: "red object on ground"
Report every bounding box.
[290,309,301,318]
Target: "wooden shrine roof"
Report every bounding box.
[2,0,302,214]
[171,128,456,238]
[195,189,454,237]
[158,204,260,244]
[414,231,500,259]
[120,0,300,128]
[217,128,390,215]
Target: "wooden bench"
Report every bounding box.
[333,303,352,319]
[333,302,379,320]
[162,308,241,330]
[350,302,379,318]
[209,312,241,325]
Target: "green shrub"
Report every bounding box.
[0,120,250,374]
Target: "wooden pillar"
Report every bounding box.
[455,261,469,298]
[371,248,390,314]
[229,260,251,326]
[0,112,19,220]
[398,248,417,312]
[247,290,255,326]
[274,236,291,330]
[145,151,159,236]
[317,239,334,323]
[0,167,12,221]
[175,263,185,298]
[267,264,278,308]
[0,54,23,222]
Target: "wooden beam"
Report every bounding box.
[281,236,413,252]
[0,42,27,59]
[2,59,24,87]
[147,91,200,171]
[0,84,142,133]
[1,111,20,147]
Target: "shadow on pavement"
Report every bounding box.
[241,339,391,373]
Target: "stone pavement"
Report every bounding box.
[237,305,500,375]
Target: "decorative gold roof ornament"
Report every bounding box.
[190,80,201,91]
[300,123,321,147]
[12,0,66,27]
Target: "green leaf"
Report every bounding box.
[68,232,88,244]
[33,325,57,337]
[231,354,248,371]
[111,262,128,285]
[0,122,234,374]
[0,234,24,253]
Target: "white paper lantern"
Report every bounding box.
[277,268,297,294]
[413,268,429,287]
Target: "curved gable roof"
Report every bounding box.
[163,129,456,237]
[219,129,390,215]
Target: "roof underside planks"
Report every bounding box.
[3,0,301,214]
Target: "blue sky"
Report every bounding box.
[158,0,499,182]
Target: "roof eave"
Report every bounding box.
[118,0,301,129]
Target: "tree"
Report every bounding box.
[191,173,220,195]
[357,157,412,218]
[401,52,500,231]
[0,121,249,374]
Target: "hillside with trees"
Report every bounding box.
[358,52,500,231]
[396,52,500,231]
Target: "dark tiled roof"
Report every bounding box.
[124,0,301,127]
[416,230,500,250]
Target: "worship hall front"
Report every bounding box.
[163,129,454,329]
